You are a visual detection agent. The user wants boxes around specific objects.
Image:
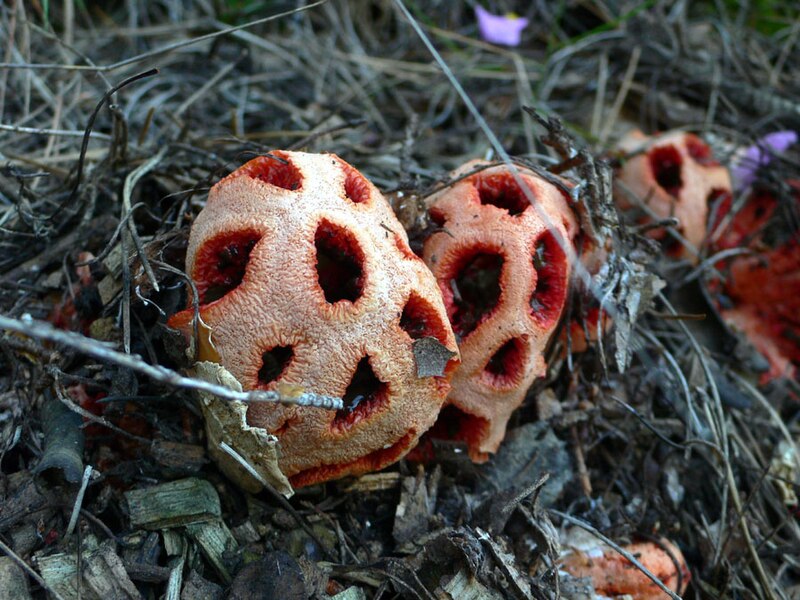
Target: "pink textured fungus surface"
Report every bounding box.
[617,131,732,261]
[169,151,459,487]
[419,162,577,461]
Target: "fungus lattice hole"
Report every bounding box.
[342,164,371,204]
[530,232,568,325]
[474,172,530,216]
[429,207,447,228]
[332,357,388,432]
[649,145,683,197]
[686,136,719,167]
[663,231,684,256]
[448,250,504,339]
[418,405,490,456]
[749,190,777,221]
[712,188,778,250]
[242,154,302,190]
[257,345,293,387]
[194,230,261,304]
[314,221,365,303]
[400,292,449,343]
[482,337,527,388]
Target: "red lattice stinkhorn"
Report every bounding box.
[168,151,459,487]
[560,529,690,598]
[419,162,577,461]
[722,236,800,382]
[616,130,731,260]
[708,180,800,382]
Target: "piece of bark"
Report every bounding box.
[230,520,260,545]
[477,422,571,508]
[35,390,84,483]
[162,530,185,558]
[441,569,504,600]
[475,527,532,600]
[36,538,141,600]
[184,520,239,583]
[392,466,439,552]
[0,556,32,600]
[150,440,208,474]
[123,561,172,583]
[125,478,220,530]
[82,541,143,600]
[164,555,185,600]
[330,587,367,600]
[121,531,161,568]
[0,472,56,534]
[227,551,307,600]
[341,472,401,493]
[9,522,41,557]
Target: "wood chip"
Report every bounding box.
[125,478,220,530]
[184,520,239,583]
[36,538,141,600]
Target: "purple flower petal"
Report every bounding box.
[732,130,797,190]
[475,5,529,47]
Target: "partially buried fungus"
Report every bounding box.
[708,176,800,382]
[616,130,731,261]
[419,161,577,461]
[559,528,690,598]
[716,211,800,381]
[169,151,459,487]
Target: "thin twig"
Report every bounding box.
[51,68,159,221]
[659,294,778,600]
[121,147,167,294]
[0,123,112,139]
[66,465,94,537]
[0,313,342,410]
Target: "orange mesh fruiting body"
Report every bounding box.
[617,131,732,260]
[722,239,800,381]
[169,151,459,487]
[708,182,800,382]
[421,162,577,461]
[560,536,690,598]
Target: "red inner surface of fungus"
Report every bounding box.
[400,292,449,342]
[711,188,776,251]
[342,162,371,204]
[446,249,504,339]
[482,337,528,389]
[314,220,365,304]
[474,172,531,216]
[241,153,303,190]
[410,404,491,461]
[193,230,261,305]
[331,357,388,432]
[686,136,720,167]
[530,232,568,325]
[649,145,683,197]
